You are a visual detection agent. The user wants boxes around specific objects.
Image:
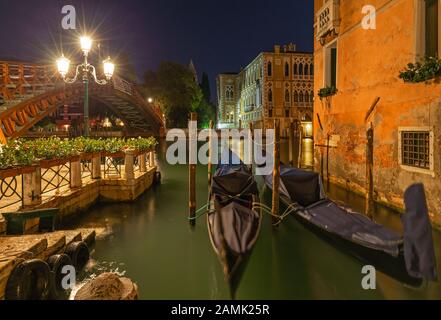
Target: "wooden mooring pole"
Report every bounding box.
[249,122,254,171]
[366,123,374,219]
[326,134,330,182]
[208,120,214,189]
[297,121,303,169]
[289,120,295,167]
[364,97,380,219]
[189,112,197,225]
[272,119,281,223]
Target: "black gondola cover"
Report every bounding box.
[402,184,438,281]
[280,166,323,206]
[212,165,258,198]
[210,202,260,254]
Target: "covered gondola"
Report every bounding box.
[207,150,262,298]
[265,165,437,285]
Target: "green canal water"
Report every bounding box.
[69,139,441,300]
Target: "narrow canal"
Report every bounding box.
[69,139,441,300]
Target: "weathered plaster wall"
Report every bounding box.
[314,0,441,225]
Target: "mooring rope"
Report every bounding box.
[187,203,212,221]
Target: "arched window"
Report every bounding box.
[294,91,299,103]
[225,85,234,101]
[299,92,304,102]
[310,92,314,102]
[285,62,290,77]
[268,89,273,102]
[304,64,309,76]
[285,89,290,102]
[267,61,272,77]
[293,63,298,75]
[310,64,314,75]
[299,63,304,76]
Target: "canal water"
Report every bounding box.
[69,139,441,300]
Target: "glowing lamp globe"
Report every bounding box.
[57,55,70,78]
[80,36,93,54]
[103,57,115,80]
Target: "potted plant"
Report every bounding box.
[0,140,38,179]
[399,56,441,83]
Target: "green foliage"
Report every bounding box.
[25,137,78,160]
[318,86,338,98]
[143,61,215,128]
[0,137,157,170]
[399,56,441,83]
[126,136,158,152]
[200,72,211,103]
[72,137,106,153]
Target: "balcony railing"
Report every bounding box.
[316,0,340,40]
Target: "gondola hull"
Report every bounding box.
[207,194,262,298]
[263,169,423,287]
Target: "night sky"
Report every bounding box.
[0,0,313,99]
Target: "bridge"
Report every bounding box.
[0,60,165,143]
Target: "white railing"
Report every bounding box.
[316,0,340,39]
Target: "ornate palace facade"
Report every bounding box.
[217,44,313,133]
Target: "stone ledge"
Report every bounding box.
[0,227,99,300]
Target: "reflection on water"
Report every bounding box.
[68,139,441,300]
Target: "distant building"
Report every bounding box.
[216,44,314,134]
[216,73,238,127]
[313,0,441,224]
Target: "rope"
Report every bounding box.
[187,203,212,221]
[253,200,302,226]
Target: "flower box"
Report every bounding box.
[81,152,102,161]
[102,151,125,158]
[0,165,38,180]
[40,156,79,169]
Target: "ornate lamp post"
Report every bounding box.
[57,36,115,137]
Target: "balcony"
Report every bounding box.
[316,0,340,41]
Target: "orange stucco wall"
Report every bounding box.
[314,0,441,225]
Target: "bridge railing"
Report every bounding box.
[0,61,58,104]
[112,75,164,123]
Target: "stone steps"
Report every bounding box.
[0,228,101,300]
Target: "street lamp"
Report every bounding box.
[148,97,154,104]
[56,35,115,137]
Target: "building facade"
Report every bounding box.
[313,0,441,224]
[217,44,314,134]
[216,73,238,127]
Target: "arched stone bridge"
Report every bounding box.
[0,60,164,143]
